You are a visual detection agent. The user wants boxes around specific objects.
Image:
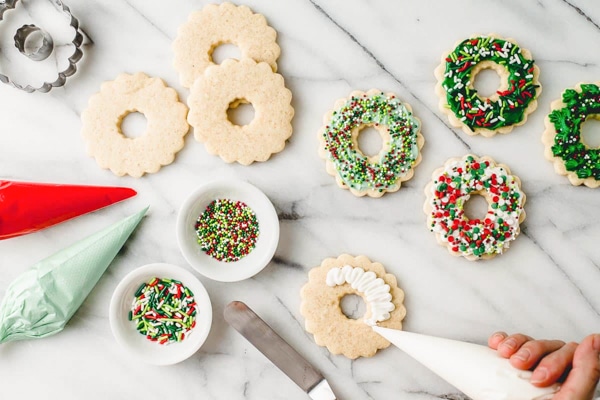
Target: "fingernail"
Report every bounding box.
[492,332,506,340]
[531,367,548,383]
[593,335,600,351]
[502,338,517,350]
[512,348,530,362]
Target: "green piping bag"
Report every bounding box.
[0,207,148,343]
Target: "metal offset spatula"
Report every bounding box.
[224,301,337,400]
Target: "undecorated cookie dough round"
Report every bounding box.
[434,34,541,137]
[300,254,406,359]
[318,90,424,198]
[543,82,600,188]
[424,155,526,260]
[173,2,280,88]
[81,72,189,178]
[187,58,294,165]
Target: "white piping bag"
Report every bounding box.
[373,326,559,400]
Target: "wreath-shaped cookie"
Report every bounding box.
[187,58,293,165]
[318,90,424,197]
[542,83,600,188]
[173,2,280,88]
[424,155,526,260]
[81,73,189,178]
[300,254,406,359]
[435,34,541,137]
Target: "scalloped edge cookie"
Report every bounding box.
[542,82,600,188]
[187,58,293,165]
[434,33,541,137]
[423,155,527,261]
[318,89,424,198]
[173,2,280,88]
[300,254,406,359]
[81,72,189,178]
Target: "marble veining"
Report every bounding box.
[1,0,600,399]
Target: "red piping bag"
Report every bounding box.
[0,180,137,240]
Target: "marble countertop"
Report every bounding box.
[1,0,600,398]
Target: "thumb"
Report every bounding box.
[554,334,600,400]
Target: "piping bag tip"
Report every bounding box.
[372,326,559,400]
[0,206,148,344]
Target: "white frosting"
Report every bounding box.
[325,265,395,325]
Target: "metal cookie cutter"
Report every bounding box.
[0,0,84,93]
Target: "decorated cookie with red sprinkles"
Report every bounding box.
[318,89,424,198]
[424,155,526,260]
[435,34,541,137]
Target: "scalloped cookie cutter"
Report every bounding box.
[0,0,84,93]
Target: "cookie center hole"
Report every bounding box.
[474,68,501,98]
[357,126,383,157]
[463,193,489,220]
[121,112,148,138]
[227,101,255,126]
[212,43,241,64]
[581,116,600,149]
[340,294,366,320]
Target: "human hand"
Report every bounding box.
[488,332,600,400]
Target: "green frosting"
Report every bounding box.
[549,84,600,180]
[442,36,539,130]
[322,92,420,192]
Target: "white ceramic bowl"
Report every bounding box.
[176,179,279,282]
[109,263,212,366]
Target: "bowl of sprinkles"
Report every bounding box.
[176,179,279,282]
[109,263,212,365]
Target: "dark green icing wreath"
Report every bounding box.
[549,83,600,180]
[441,36,539,131]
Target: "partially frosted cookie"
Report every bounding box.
[81,73,189,178]
[173,2,280,88]
[318,90,424,197]
[187,58,294,165]
[424,155,526,260]
[543,83,600,188]
[300,254,406,359]
[435,34,541,137]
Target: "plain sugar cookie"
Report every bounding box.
[300,254,406,359]
[435,34,541,137]
[173,2,280,88]
[187,58,293,165]
[424,155,526,260]
[318,90,424,197]
[542,82,600,188]
[81,72,189,178]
